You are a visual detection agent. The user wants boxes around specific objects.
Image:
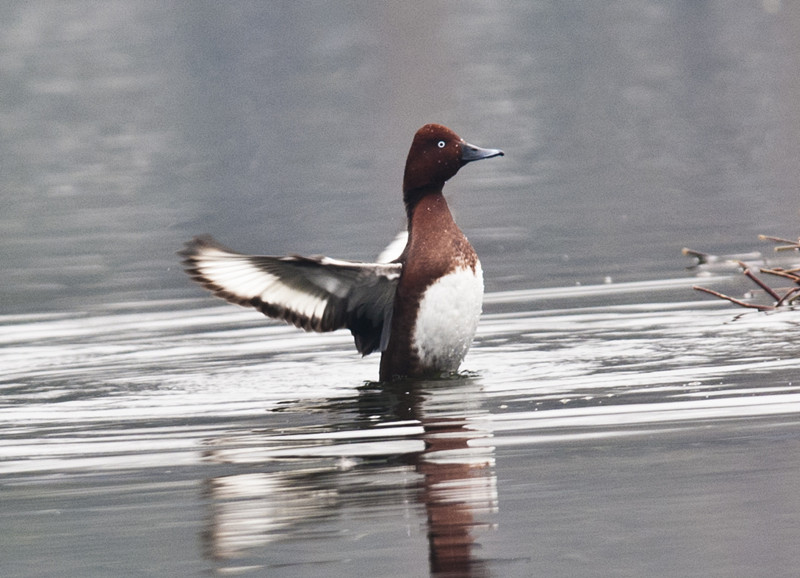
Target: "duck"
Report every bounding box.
[180,124,503,381]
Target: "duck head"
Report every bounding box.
[402,124,503,207]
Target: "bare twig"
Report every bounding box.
[681,247,709,263]
[691,285,775,311]
[775,287,800,308]
[758,234,800,252]
[758,234,798,244]
[760,267,800,285]
[737,261,783,301]
[689,233,800,311]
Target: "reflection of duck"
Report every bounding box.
[422,425,494,578]
[201,377,496,576]
[400,380,496,577]
[180,124,503,381]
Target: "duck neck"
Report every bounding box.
[403,184,446,225]
[405,189,457,240]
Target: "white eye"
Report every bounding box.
[437,140,446,148]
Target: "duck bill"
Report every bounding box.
[460,141,504,164]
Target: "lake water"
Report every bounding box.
[3,2,800,577]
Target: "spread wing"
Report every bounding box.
[179,235,402,355]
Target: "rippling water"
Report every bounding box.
[4,278,800,576]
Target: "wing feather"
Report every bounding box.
[179,235,401,355]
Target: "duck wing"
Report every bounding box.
[179,235,402,355]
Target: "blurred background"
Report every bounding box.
[3,0,799,314]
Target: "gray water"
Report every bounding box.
[3,2,800,577]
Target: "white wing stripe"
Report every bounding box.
[198,260,278,299]
[191,254,336,319]
[180,235,402,353]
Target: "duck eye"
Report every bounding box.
[437,140,446,148]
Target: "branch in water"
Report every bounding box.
[688,234,800,311]
[691,285,775,311]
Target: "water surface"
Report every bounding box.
[3,2,800,577]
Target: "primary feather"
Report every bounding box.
[180,235,402,355]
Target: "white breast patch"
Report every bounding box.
[412,263,484,372]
